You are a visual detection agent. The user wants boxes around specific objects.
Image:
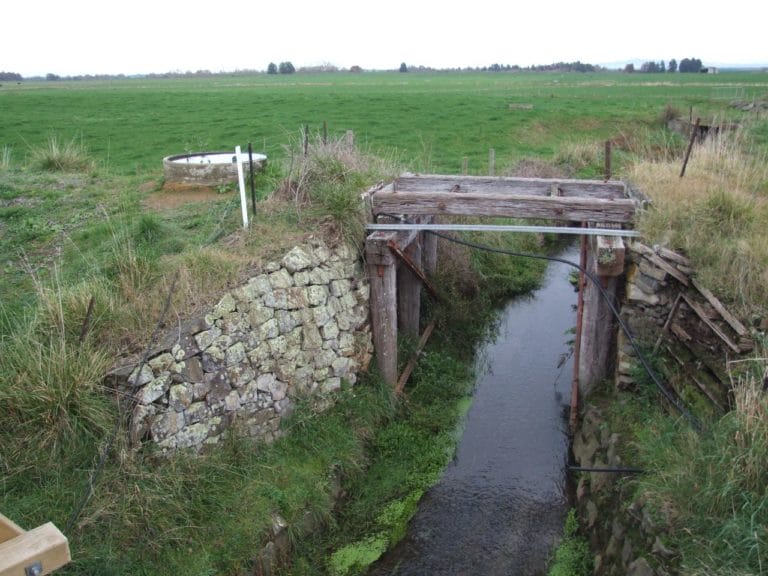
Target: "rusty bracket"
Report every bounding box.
[386,239,443,302]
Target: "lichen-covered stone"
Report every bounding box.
[293,271,310,287]
[329,279,350,298]
[283,246,314,273]
[313,305,332,327]
[128,364,154,387]
[269,268,293,289]
[185,401,209,425]
[260,318,279,340]
[139,373,171,405]
[169,384,193,412]
[267,335,287,357]
[224,390,241,411]
[213,293,237,318]
[309,267,331,286]
[265,288,288,309]
[195,326,222,352]
[226,342,247,367]
[322,319,340,340]
[303,324,323,350]
[151,410,184,441]
[248,301,274,327]
[149,352,174,372]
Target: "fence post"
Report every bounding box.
[488,148,495,176]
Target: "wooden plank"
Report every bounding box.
[631,243,690,285]
[0,514,24,545]
[0,522,70,576]
[681,294,742,354]
[397,234,422,337]
[392,174,627,199]
[366,237,398,387]
[373,191,636,223]
[691,278,749,337]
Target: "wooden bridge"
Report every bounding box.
[363,173,643,396]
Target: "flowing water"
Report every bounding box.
[370,248,578,576]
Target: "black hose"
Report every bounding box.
[568,466,645,474]
[426,230,703,432]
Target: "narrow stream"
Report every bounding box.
[370,247,578,576]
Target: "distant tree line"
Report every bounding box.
[0,71,22,81]
[399,61,604,73]
[624,58,704,73]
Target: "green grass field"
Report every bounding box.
[3,71,766,175]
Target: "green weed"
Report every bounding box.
[547,509,592,576]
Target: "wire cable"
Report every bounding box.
[426,230,703,432]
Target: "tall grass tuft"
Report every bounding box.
[277,130,400,245]
[29,134,95,172]
[1,145,11,169]
[632,125,768,313]
[0,313,114,475]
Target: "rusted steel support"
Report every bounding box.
[387,239,443,302]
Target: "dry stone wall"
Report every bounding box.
[109,240,372,454]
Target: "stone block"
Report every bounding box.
[226,342,248,367]
[151,410,184,442]
[213,293,237,318]
[260,318,280,340]
[269,268,293,289]
[169,384,193,412]
[139,373,171,405]
[309,267,331,285]
[283,246,314,273]
[306,285,329,307]
[185,401,209,425]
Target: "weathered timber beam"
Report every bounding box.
[373,192,636,223]
[365,234,398,386]
[681,294,742,354]
[391,174,627,199]
[0,522,70,576]
[396,235,422,337]
[365,229,420,266]
[593,235,625,277]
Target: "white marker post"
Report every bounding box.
[235,145,249,228]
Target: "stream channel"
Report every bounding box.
[370,247,579,575]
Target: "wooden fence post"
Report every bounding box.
[422,215,438,275]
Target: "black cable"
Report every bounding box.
[66,271,180,534]
[427,230,703,432]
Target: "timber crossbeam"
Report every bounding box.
[0,513,70,576]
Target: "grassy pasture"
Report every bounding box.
[2,71,766,175]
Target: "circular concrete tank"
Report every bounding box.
[163,151,267,186]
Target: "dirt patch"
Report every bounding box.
[143,183,228,209]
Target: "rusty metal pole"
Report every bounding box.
[570,224,588,433]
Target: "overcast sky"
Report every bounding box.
[4,0,766,77]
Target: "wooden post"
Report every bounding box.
[303,124,309,156]
[322,121,328,145]
[397,232,422,337]
[422,215,438,275]
[461,157,468,175]
[680,118,700,178]
[488,148,495,176]
[345,130,355,148]
[366,233,398,386]
[604,140,612,181]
